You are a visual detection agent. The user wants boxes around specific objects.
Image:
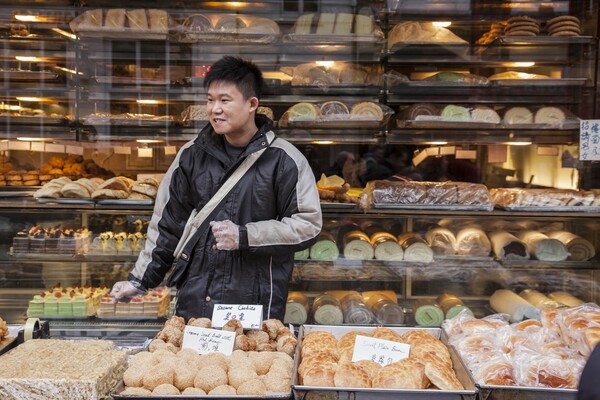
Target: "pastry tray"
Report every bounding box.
[94,76,171,85]
[476,384,576,400]
[397,119,501,129]
[285,119,385,129]
[389,42,468,55]
[176,32,279,43]
[0,116,69,125]
[0,336,18,356]
[320,202,358,209]
[80,117,178,126]
[0,190,36,198]
[496,205,600,212]
[75,29,168,40]
[373,203,494,211]
[292,325,477,400]
[36,198,95,205]
[96,199,154,206]
[498,35,593,44]
[111,380,291,399]
[284,33,383,43]
[395,81,490,88]
[0,70,61,81]
[491,78,587,87]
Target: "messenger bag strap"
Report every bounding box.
[173,132,275,259]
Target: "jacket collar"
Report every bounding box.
[197,114,274,164]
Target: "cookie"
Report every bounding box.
[551,30,580,36]
[506,30,538,36]
[546,15,580,26]
[547,20,580,31]
[507,16,538,24]
[505,25,540,35]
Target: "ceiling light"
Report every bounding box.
[136,139,164,144]
[312,140,333,145]
[315,61,335,68]
[505,62,536,67]
[53,66,83,75]
[0,104,21,111]
[15,56,41,62]
[136,99,160,105]
[505,141,532,146]
[432,21,452,28]
[15,15,41,22]
[428,141,448,145]
[16,97,42,102]
[16,137,51,141]
[52,28,77,40]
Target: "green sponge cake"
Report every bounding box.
[27,295,44,317]
[441,105,471,121]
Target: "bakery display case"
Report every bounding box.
[0,0,596,372]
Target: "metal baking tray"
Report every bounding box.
[0,336,18,356]
[75,29,167,40]
[112,379,291,399]
[397,119,501,129]
[284,33,383,43]
[178,32,279,43]
[94,76,171,86]
[496,205,600,213]
[502,120,580,130]
[0,185,41,191]
[292,325,478,400]
[320,202,358,209]
[389,42,468,55]
[0,70,61,81]
[96,199,154,206]
[477,384,576,400]
[396,81,490,88]
[491,78,587,87]
[498,35,593,44]
[373,203,493,211]
[0,191,35,198]
[286,120,384,129]
[36,198,95,205]
[0,116,69,125]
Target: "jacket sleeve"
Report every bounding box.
[239,141,322,255]
[129,141,196,289]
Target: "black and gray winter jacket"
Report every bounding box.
[129,116,322,321]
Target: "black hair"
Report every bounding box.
[203,56,264,100]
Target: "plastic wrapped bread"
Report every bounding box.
[370,231,404,260]
[490,188,600,208]
[397,232,433,262]
[70,9,170,34]
[519,289,562,309]
[490,289,540,322]
[488,230,529,260]
[554,303,600,357]
[425,227,456,255]
[548,291,585,307]
[180,13,279,42]
[455,227,491,257]
[388,21,467,47]
[343,230,374,260]
[548,231,595,261]
[291,12,381,36]
[360,180,493,210]
[309,232,339,261]
[516,231,569,261]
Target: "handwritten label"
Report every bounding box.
[352,335,411,366]
[580,120,600,160]
[181,326,235,355]
[211,304,263,329]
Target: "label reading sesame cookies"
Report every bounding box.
[352,335,411,366]
[182,326,236,355]
[211,304,263,329]
[580,120,600,160]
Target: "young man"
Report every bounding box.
[110,56,322,321]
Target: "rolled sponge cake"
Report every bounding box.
[425,227,456,256]
[517,230,569,261]
[548,231,595,261]
[490,289,540,322]
[489,230,529,260]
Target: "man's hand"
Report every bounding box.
[110,281,145,303]
[210,220,240,250]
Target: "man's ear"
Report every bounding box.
[249,97,259,113]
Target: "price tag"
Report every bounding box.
[181,326,235,355]
[351,335,411,366]
[211,304,263,329]
[579,120,600,160]
[65,145,84,155]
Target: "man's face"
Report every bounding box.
[207,81,256,137]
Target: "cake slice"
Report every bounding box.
[294,13,314,34]
[354,14,374,35]
[316,13,336,35]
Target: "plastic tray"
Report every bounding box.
[477,384,576,400]
[76,29,167,40]
[397,119,502,129]
[284,33,383,43]
[36,198,95,205]
[0,70,61,81]
[177,32,279,43]
[498,35,593,44]
[0,116,69,125]
[496,205,600,212]
[491,78,587,87]
[292,325,478,400]
[96,199,154,206]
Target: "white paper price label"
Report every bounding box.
[580,120,600,160]
[181,326,235,355]
[211,304,263,329]
[352,335,411,366]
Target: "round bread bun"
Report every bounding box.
[92,188,128,199]
[302,331,338,347]
[6,175,22,181]
[353,360,381,380]
[480,360,515,385]
[350,101,384,121]
[257,106,274,120]
[372,358,425,389]
[424,362,463,390]
[23,179,40,186]
[333,363,371,388]
[135,177,159,187]
[338,331,368,353]
[131,183,157,198]
[302,364,336,387]
[371,327,403,343]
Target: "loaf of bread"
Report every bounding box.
[360,180,492,209]
[388,22,467,47]
[490,188,599,208]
